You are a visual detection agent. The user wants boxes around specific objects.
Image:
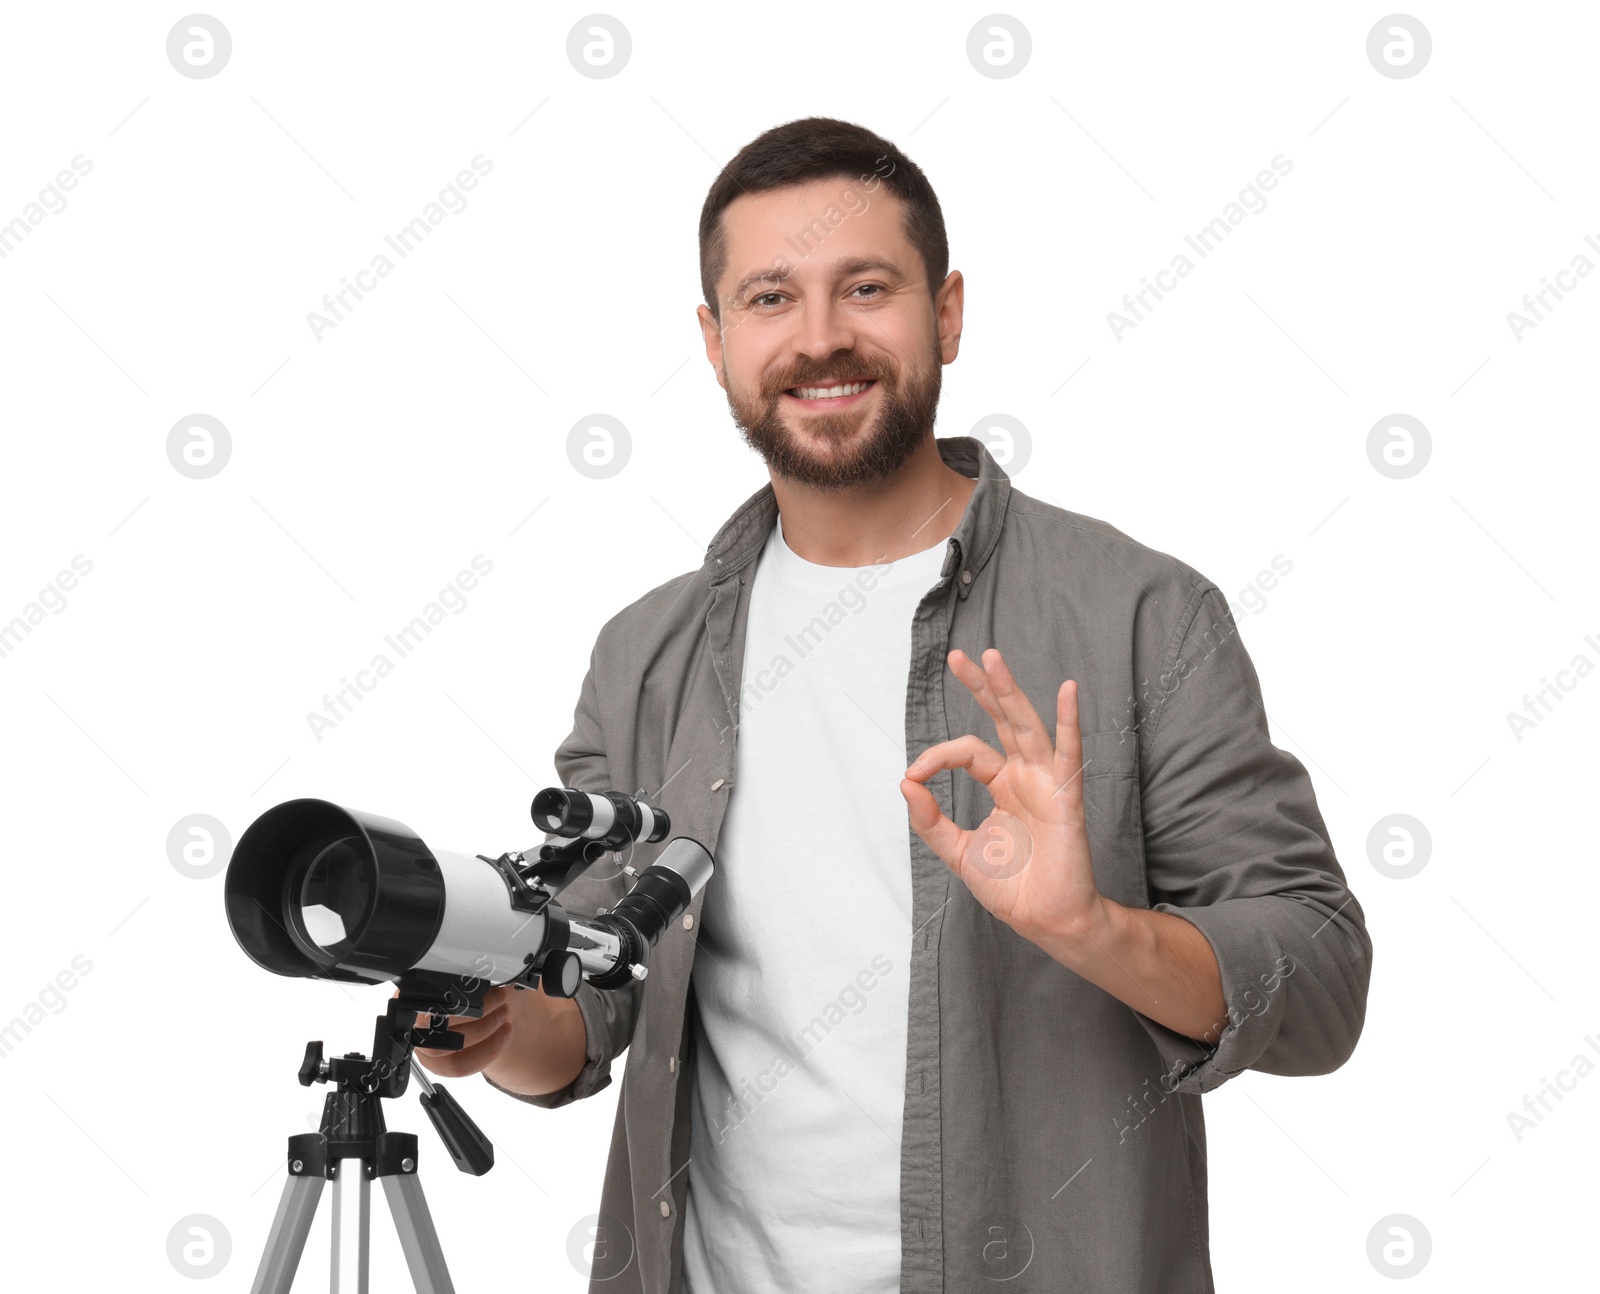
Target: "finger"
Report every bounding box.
[906,735,1005,786]
[416,1019,513,1078]
[412,985,509,1032]
[980,648,1054,766]
[413,1008,467,1031]
[900,776,969,869]
[947,649,1024,761]
[1053,678,1086,804]
[415,1003,509,1054]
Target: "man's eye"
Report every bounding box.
[851,284,884,300]
[751,292,783,308]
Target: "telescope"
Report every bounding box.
[224,786,711,1293]
[227,785,711,1013]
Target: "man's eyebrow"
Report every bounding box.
[729,256,910,300]
[731,266,789,298]
[832,256,909,282]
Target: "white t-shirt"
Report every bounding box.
[680,512,949,1294]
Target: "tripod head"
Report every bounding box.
[294,987,498,1179]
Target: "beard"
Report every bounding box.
[724,335,943,492]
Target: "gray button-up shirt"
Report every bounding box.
[488,434,1372,1294]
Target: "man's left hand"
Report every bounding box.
[901,646,1106,947]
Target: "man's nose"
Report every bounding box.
[791,294,860,367]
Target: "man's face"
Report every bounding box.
[698,178,961,491]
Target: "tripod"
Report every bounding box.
[249,994,496,1294]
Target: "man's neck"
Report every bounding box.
[770,434,978,568]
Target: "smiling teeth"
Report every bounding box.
[792,381,872,399]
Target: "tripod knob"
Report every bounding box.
[298,1041,325,1086]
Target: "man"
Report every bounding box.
[419,117,1372,1294]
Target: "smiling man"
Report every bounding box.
[451,116,1372,1294]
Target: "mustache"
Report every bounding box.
[765,367,890,396]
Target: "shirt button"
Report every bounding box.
[682,913,695,930]
[960,569,972,585]
[660,1200,672,1217]
[668,1055,677,1073]
[710,777,725,791]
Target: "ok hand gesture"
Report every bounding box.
[900,647,1105,946]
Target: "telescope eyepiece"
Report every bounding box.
[530,787,670,847]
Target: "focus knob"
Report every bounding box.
[540,950,583,999]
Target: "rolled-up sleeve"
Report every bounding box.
[486,975,640,1109]
[484,637,646,1110]
[1131,584,1373,1095]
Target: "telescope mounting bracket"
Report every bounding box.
[478,850,554,915]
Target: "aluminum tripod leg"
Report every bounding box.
[329,1161,372,1292]
[250,1173,325,1294]
[383,1172,456,1294]
[249,1161,454,1294]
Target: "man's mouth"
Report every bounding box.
[782,379,877,407]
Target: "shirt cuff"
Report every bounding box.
[1130,898,1295,1095]
[481,979,616,1110]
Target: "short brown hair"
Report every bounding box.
[698,116,949,323]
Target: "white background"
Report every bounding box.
[1,2,1595,1289]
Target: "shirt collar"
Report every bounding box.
[704,434,1012,601]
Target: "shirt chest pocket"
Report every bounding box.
[1078,729,1150,909]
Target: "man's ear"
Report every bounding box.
[697,304,728,391]
[935,270,965,365]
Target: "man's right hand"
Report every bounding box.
[394,980,589,1099]
[401,984,518,1079]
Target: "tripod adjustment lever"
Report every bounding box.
[298,1041,326,1087]
[411,1059,496,1177]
